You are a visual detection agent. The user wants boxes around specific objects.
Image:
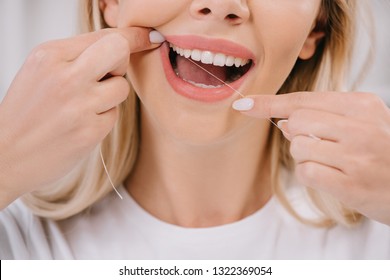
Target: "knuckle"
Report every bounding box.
[295,162,317,186]
[108,33,130,57]
[288,109,307,133]
[27,42,60,67]
[354,92,383,110]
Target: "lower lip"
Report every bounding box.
[160,43,251,103]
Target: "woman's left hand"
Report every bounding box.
[233,91,390,226]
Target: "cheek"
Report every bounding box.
[259,1,319,55]
[117,0,189,28]
[251,0,320,91]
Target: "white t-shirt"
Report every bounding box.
[1,176,390,260]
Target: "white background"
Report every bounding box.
[0,0,79,98]
[0,0,389,103]
[2,260,390,280]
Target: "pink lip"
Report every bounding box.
[161,36,255,103]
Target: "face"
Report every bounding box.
[101,0,323,145]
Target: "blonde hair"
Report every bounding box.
[23,0,361,226]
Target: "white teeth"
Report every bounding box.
[213,53,226,67]
[170,43,250,68]
[184,49,192,58]
[201,51,214,64]
[234,58,243,68]
[183,78,223,89]
[226,56,235,67]
[190,49,202,61]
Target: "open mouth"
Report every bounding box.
[168,43,253,89]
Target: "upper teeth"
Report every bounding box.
[170,43,250,68]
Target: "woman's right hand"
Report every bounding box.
[0,28,164,209]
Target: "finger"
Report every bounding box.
[92,76,130,114]
[72,33,131,80]
[54,27,162,61]
[94,106,120,141]
[290,135,345,171]
[233,92,350,119]
[282,109,358,142]
[295,161,350,201]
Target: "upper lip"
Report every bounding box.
[164,35,256,62]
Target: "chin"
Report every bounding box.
[165,113,251,146]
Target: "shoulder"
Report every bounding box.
[0,191,126,260]
[0,199,57,259]
[0,200,34,259]
[0,199,37,238]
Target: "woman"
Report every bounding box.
[1,0,390,259]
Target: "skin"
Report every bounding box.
[239,92,390,226]
[101,0,325,227]
[1,0,389,228]
[0,28,161,208]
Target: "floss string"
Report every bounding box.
[185,58,287,135]
[102,56,320,199]
[100,147,123,199]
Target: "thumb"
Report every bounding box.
[118,28,165,53]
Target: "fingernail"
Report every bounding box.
[149,30,165,44]
[277,120,291,141]
[277,120,288,130]
[232,98,254,111]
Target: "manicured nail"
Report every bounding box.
[232,98,254,111]
[149,30,165,44]
[277,120,288,130]
[277,120,291,140]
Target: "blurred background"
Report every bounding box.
[0,0,389,103]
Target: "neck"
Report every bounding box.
[126,111,273,228]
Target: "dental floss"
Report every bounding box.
[185,57,288,135]
[186,58,245,98]
[100,147,123,199]
[102,55,321,200]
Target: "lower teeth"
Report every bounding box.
[175,71,224,89]
[183,78,224,89]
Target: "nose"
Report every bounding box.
[190,0,250,25]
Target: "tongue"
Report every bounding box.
[176,55,227,86]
